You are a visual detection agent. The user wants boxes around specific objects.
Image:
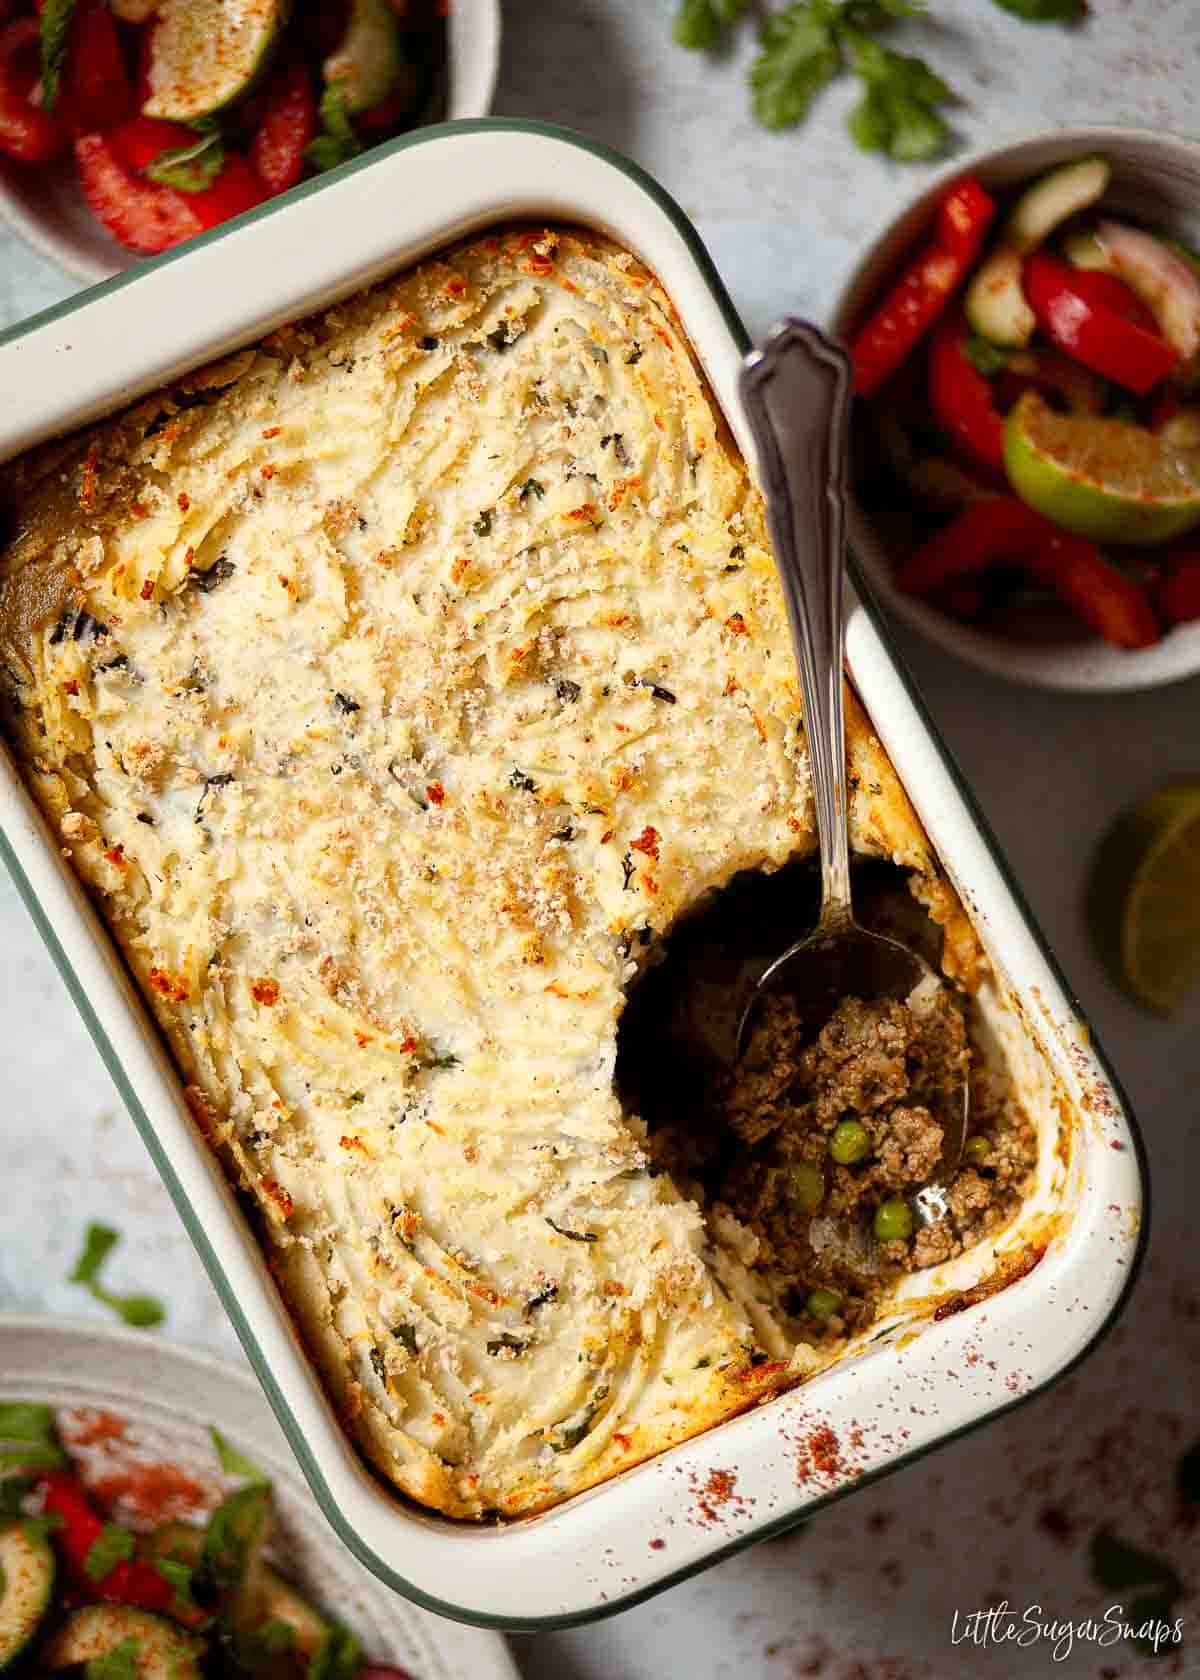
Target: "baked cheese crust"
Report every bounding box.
[0,227,976,1518]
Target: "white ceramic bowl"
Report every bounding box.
[0,1314,519,1680]
[0,0,501,285]
[832,126,1200,692]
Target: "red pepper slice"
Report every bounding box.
[56,0,132,134]
[1152,548,1200,626]
[39,1471,177,1616]
[1024,251,1179,396]
[851,177,995,398]
[0,18,65,161]
[927,310,1006,472]
[248,62,315,195]
[107,116,264,231]
[74,130,203,254]
[897,496,1160,648]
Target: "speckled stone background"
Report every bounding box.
[3,3,1200,1676]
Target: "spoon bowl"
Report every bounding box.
[737,318,969,1201]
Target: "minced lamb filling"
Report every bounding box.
[620,865,1037,1338]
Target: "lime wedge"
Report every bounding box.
[1087,782,1200,1016]
[1005,391,1200,546]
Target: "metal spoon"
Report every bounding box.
[736,318,967,1209]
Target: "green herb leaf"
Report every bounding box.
[239,1617,296,1670]
[749,2,842,130]
[486,1334,529,1356]
[304,85,363,174]
[845,32,951,160]
[0,1402,57,1444]
[963,333,1011,378]
[144,131,226,194]
[84,1521,137,1583]
[0,1442,67,1470]
[673,0,748,49]
[990,0,1079,19]
[69,1223,165,1328]
[209,1425,269,1485]
[39,0,77,110]
[1088,1527,1182,1595]
[70,1222,120,1285]
[153,1556,200,1615]
[311,1623,362,1680]
[86,1637,141,1680]
[0,1475,36,1520]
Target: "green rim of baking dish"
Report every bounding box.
[0,117,1151,1632]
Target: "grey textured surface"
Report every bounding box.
[3,2,1200,1674]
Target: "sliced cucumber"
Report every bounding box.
[0,1522,55,1671]
[967,156,1112,349]
[1007,156,1112,256]
[1098,218,1200,362]
[143,0,287,123]
[324,0,402,115]
[965,245,1036,347]
[1061,227,1111,271]
[41,1607,204,1680]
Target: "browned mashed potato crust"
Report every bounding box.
[0,225,1034,1520]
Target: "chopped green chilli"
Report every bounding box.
[84,1524,136,1583]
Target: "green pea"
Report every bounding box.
[873,1198,914,1243]
[788,1163,825,1212]
[963,1134,992,1164]
[829,1119,871,1165]
[805,1288,842,1320]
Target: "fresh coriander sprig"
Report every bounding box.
[672,0,748,50]
[68,1223,165,1329]
[675,0,1080,155]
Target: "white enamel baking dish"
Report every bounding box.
[0,120,1147,1631]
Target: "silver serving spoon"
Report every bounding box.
[736,318,967,1213]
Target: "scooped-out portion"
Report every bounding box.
[617,861,1038,1338]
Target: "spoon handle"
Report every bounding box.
[738,318,855,928]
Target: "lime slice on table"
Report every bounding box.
[1005,391,1200,546]
[1087,782,1200,1016]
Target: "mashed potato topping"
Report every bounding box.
[0,227,990,1518]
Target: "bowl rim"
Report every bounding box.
[0,0,503,288]
[831,123,1200,693]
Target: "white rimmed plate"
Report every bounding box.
[0,1313,519,1680]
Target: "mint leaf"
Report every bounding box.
[750,2,842,129]
[39,0,77,110]
[145,131,226,194]
[69,1223,165,1329]
[0,1403,57,1444]
[209,1425,269,1485]
[310,1622,361,1680]
[0,1442,67,1470]
[86,1637,140,1680]
[673,0,748,49]
[0,1475,36,1520]
[70,1222,120,1285]
[84,1521,136,1583]
[152,1556,199,1615]
[991,0,1080,18]
[304,85,363,174]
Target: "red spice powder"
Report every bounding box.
[66,1410,127,1446]
[92,1462,206,1525]
[796,1423,843,1485]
